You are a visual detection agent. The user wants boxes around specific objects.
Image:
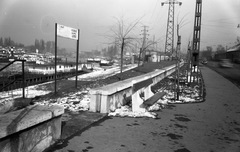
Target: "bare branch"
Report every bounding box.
[124,16,143,38]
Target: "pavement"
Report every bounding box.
[45,66,240,152]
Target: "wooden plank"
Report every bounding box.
[132,78,153,93]
[143,92,166,106]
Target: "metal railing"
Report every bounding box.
[0,59,26,98]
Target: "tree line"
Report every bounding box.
[0,37,70,56]
[32,39,71,56]
[0,37,25,48]
[200,45,226,60]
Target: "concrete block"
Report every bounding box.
[144,85,154,100]
[0,105,64,139]
[132,90,146,113]
[89,94,101,112]
[0,116,62,152]
[100,95,110,113]
[31,136,52,152]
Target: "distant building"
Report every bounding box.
[145,50,169,62]
[26,62,93,75]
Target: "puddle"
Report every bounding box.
[132,123,139,126]
[167,133,183,140]
[224,137,239,142]
[235,128,240,132]
[175,116,191,122]
[174,124,187,129]
[151,132,158,136]
[174,114,186,117]
[174,148,191,152]
[82,146,94,152]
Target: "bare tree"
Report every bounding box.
[104,16,142,73]
[136,38,160,66]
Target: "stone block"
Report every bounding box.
[89,94,101,112]
[131,90,146,113]
[0,105,64,139]
[100,95,110,113]
[0,116,62,152]
[144,85,154,100]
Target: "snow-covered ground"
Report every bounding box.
[69,64,137,81]
[0,64,203,119]
[0,64,137,110]
[0,82,52,104]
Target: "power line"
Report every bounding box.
[149,0,160,22]
[202,16,240,22]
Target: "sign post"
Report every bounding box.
[76,29,80,88]
[55,23,80,94]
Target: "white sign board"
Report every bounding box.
[57,24,78,40]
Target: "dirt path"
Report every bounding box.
[48,66,240,152]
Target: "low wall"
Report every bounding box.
[0,105,64,152]
[90,63,183,113]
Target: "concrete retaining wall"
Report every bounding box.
[0,105,64,152]
[90,63,183,113]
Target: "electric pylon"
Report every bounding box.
[138,26,149,65]
[190,0,202,83]
[161,0,182,59]
[141,25,149,50]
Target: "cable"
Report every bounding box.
[202,23,238,30]
[203,17,240,22]
[149,0,160,22]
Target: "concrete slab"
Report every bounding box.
[0,105,64,138]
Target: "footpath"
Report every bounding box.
[46,66,240,152]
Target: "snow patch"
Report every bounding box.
[108,105,157,118]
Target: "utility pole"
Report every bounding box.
[237,24,240,44]
[187,41,192,83]
[153,35,156,50]
[152,35,158,62]
[161,0,182,60]
[138,25,149,65]
[190,0,202,83]
[120,38,125,73]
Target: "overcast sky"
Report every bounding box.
[0,0,240,52]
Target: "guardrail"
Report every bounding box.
[89,62,184,113]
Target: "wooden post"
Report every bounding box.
[120,38,124,73]
[22,60,25,98]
